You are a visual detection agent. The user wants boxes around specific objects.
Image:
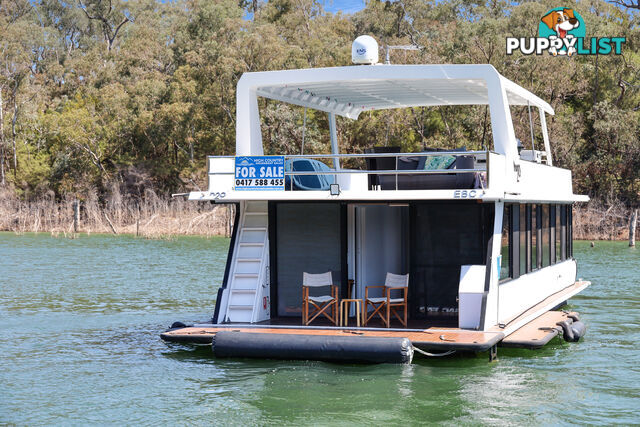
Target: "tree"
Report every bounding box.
[77,0,131,52]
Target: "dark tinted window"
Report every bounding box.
[568,205,573,257]
[500,205,510,280]
[520,205,527,274]
[560,205,567,261]
[532,204,538,269]
[555,205,561,262]
[542,205,550,267]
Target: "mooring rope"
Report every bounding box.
[412,346,456,357]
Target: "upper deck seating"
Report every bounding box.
[370,147,476,190]
[365,146,400,189]
[285,159,335,191]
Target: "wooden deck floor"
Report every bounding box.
[491,280,589,336]
[500,310,578,348]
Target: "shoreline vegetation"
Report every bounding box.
[1,188,635,241]
[1,0,639,242]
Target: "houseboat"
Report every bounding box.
[162,37,590,363]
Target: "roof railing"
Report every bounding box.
[206,150,489,160]
[208,150,490,191]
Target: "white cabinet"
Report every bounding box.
[458,265,486,330]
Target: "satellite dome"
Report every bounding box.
[352,35,379,65]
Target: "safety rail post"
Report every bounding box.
[486,148,490,188]
[395,155,398,191]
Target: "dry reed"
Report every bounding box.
[573,199,632,241]
[0,187,234,238]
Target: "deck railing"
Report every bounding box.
[208,150,490,192]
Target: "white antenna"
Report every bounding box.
[384,45,420,64]
[352,35,379,65]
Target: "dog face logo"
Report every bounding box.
[538,7,586,56]
[507,7,624,56]
[541,9,579,38]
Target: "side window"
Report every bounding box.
[500,204,511,280]
[560,205,567,261]
[509,203,573,276]
[520,205,528,274]
[555,205,561,262]
[541,205,550,268]
[531,204,538,270]
[511,204,520,279]
[568,205,573,257]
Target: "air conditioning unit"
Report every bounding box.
[520,149,545,163]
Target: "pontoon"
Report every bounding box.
[162,38,590,363]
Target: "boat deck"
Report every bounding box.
[161,281,589,353]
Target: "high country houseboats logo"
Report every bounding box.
[506,7,626,56]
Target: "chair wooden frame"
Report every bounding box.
[302,272,339,326]
[364,273,409,328]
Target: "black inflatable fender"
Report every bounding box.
[212,331,414,364]
[567,313,580,323]
[570,321,587,341]
[557,319,575,342]
[169,321,188,330]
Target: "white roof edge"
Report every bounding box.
[499,76,554,115]
[503,194,590,203]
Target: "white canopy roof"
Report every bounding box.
[241,64,553,120]
[236,64,553,159]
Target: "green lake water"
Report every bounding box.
[1,233,638,425]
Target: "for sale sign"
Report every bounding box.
[234,156,285,191]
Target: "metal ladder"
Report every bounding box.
[224,201,269,323]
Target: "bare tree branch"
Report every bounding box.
[609,0,640,10]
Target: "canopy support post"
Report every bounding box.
[539,108,553,166]
[328,113,341,170]
[527,101,536,152]
[301,107,307,155]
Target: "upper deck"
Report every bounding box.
[190,150,586,203]
[188,64,588,204]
